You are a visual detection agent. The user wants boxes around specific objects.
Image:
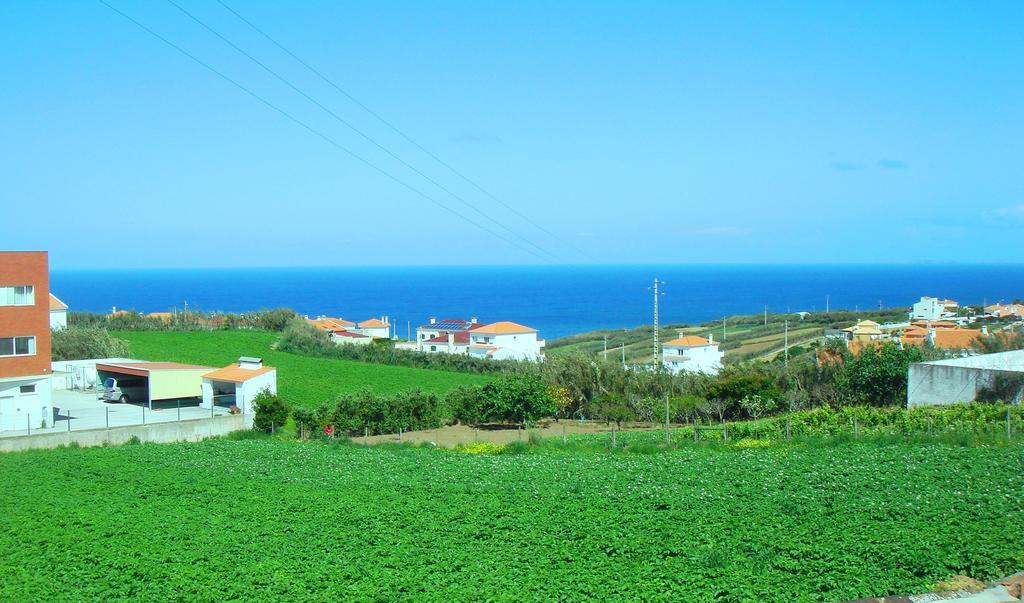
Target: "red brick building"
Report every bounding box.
[0,251,53,430]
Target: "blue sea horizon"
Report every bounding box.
[52,264,1024,340]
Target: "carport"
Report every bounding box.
[95,362,213,409]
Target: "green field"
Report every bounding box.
[1,438,1021,601]
[113,330,491,408]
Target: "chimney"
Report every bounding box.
[678,330,685,339]
[430,317,437,325]
[708,333,714,344]
[448,332,455,345]
[238,356,263,370]
[471,316,478,324]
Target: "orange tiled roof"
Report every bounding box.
[931,329,983,350]
[358,318,388,328]
[204,364,275,383]
[49,293,68,310]
[471,321,537,334]
[306,317,355,331]
[664,335,710,347]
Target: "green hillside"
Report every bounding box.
[112,330,491,408]
[548,307,912,364]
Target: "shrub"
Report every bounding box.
[252,389,289,433]
[330,388,446,436]
[293,404,330,438]
[51,326,131,361]
[480,374,556,426]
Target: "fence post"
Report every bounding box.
[271,421,275,434]
[562,423,566,444]
[142,405,146,425]
[1008,409,1012,442]
[27,413,30,436]
[106,407,109,430]
[399,427,403,443]
[67,411,71,432]
[364,426,368,443]
[518,425,522,441]
[211,403,215,419]
[854,417,858,437]
[611,425,617,448]
[786,418,791,440]
[177,400,181,422]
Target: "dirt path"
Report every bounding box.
[353,421,666,447]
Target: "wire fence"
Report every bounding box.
[0,398,237,439]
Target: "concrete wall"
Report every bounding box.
[0,374,52,430]
[907,350,1024,407]
[0,413,252,452]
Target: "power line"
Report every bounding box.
[164,0,560,261]
[98,0,547,261]
[98,1,548,261]
[214,0,594,261]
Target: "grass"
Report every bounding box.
[0,438,1021,601]
[112,330,491,408]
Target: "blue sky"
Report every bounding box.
[2,1,1021,268]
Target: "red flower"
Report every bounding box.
[323,425,335,436]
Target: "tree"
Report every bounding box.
[593,392,632,428]
[542,353,598,414]
[547,386,575,421]
[252,389,289,433]
[481,374,556,426]
[739,394,777,420]
[838,341,924,406]
[669,394,704,424]
[51,326,131,361]
[698,398,730,423]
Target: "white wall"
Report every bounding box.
[355,326,390,339]
[0,375,52,431]
[662,344,724,375]
[911,298,944,321]
[236,370,277,415]
[469,332,544,361]
[331,333,373,346]
[50,309,67,330]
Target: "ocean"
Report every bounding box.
[51,264,1024,341]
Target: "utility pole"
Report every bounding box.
[603,335,608,360]
[621,343,626,368]
[722,316,727,341]
[826,294,830,313]
[764,305,767,327]
[784,319,789,368]
[651,278,664,366]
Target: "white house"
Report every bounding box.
[330,330,373,346]
[911,296,958,321]
[201,356,277,415]
[415,318,480,352]
[352,317,391,339]
[662,333,724,375]
[467,321,545,361]
[421,331,471,354]
[49,294,67,330]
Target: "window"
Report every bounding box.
[0,286,34,306]
[0,336,35,357]
[19,385,35,394]
[430,345,437,352]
